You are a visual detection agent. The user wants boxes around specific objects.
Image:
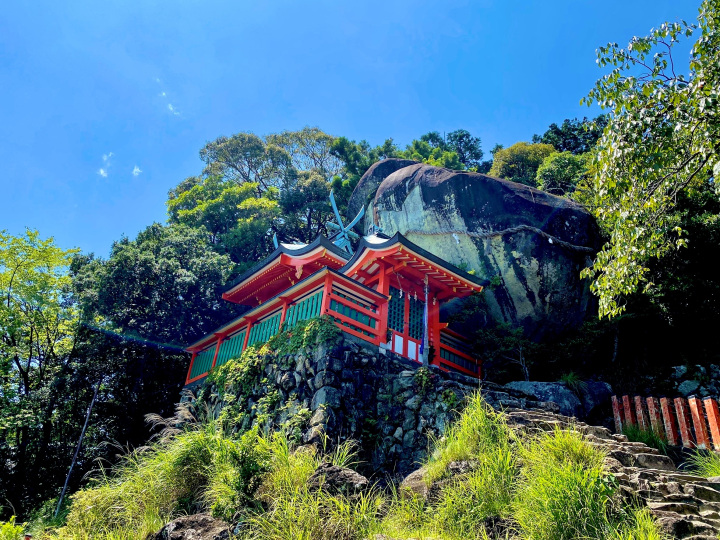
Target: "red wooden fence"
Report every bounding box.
[612,394,720,451]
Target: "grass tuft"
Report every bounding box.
[685,449,720,477]
[622,424,669,455]
[425,392,511,483]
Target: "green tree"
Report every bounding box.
[532,116,608,154]
[489,142,555,186]
[535,152,591,196]
[581,0,720,317]
[199,133,292,195]
[0,230,79,513]
[267,127,343,177]
[71,224,236,345]
[446,129,484,169]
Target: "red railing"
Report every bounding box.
[612,394,720,451]
[436,328,481,378]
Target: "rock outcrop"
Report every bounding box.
[504,380,612,418]
[307,463,370,496]
[352,161,602,336]
[346,158,418,224]
[147,514,230,540]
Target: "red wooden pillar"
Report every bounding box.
[635,396,650,431]
[688,396,711,450]
[646,397,663,435]
[674,397,694,448]
[428,295,441,367]
[660,398,679,446]
[279,298,289,328]
[376,262,389,345]
[611,396,623,433]
[321,273,333,315]
[241,321,253,352]
[185,352,197,385]
[210,338,222,370]
[622,395,636,427]
[703,397,720,452]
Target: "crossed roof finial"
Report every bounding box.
[327,190,365,254]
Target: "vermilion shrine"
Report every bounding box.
[185,198,484,386]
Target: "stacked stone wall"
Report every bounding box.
[194,334,557,476]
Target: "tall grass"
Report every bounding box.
[245,436,382,540]
[34,391,668,540]
[685,449,720,477]
[425,392,512,483]
[622,424,668,455]
[46,421,270,539]
[382,400,667,540]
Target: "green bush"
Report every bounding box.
[0,517,23,540]
[53,422,270,539]
[433,446,516,538]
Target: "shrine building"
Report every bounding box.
[184,232,484,386]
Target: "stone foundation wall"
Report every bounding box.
[193,334,557,476]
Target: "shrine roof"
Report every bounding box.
[222,235,350,305]
[341,232,487,296]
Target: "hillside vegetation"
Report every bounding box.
[22,393,665,540]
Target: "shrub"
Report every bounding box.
[558,371,589,395]
[54,422,270,538]
[245,436,382,540]
[0,517,23,540]
[514,429,616,539]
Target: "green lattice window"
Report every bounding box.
[190,346,216,379]
[408,296,424,340]
[329,299,376,328]
[215,329,247,368]
[247,312,282,347]
[285,289,323,329]
[388,287,405,333]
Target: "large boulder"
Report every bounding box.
[347,158,419,229]
[355,163,601,336]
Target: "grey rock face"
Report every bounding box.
[504,381,583,417]
[346,158,419,228]
[354,162,601,337]
[678,379,700,396]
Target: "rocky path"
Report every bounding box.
[506,408,720,539]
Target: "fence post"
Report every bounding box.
[611,396,623,433]
[622,395,636,427]
[660,398,679,446]
[635,396,650,431]
[703,397,720,452]
[688,396,711,450]
[646,397,663,435]
[674,398,694,448]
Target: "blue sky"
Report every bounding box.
[0,0,701,257]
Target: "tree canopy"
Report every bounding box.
[580,0,720,317]
[488,142,555,186]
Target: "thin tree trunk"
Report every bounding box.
[55,379,101,518]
